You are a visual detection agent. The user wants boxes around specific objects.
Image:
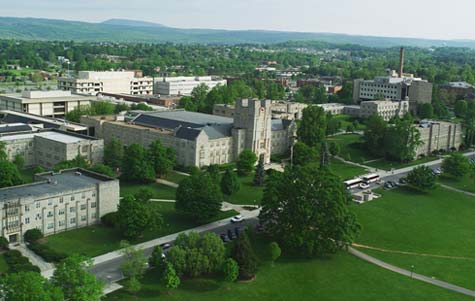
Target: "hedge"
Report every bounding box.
[27,243,67,263]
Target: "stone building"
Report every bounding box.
[416,120,463,157]
[0,168,119,243]
[0,126,104,168]
[81,99,296,167]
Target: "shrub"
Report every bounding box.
[0,236,9,250]
[28,243,67,263]
[24,229,43,244]
[101,212,119,227]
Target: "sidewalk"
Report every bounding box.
[156,178,178,188]
[11,243,54,273]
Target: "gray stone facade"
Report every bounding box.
[0,168,119,243]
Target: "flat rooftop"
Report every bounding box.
[0,130,95,143]
[0,91,95,103]
[0,110,88,132]
[0,169,113,202]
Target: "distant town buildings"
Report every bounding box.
[297,77,343,95]
[416,120,463,157]
[0,90,95,118]
[0,126,103,168]
[0,168,119,243]
[154,76,227,96]
[81,99,295,167]
[58,71,153,95]
[318,100,409,121]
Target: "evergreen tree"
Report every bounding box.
[297,106,326,147]
[104,138,124,170]
[253,154,266,186]
[230,231,259,280]
[220,168,240,196]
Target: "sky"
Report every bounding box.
[0,0,472,40]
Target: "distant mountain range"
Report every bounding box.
[1,16,475,48]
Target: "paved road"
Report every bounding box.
[91,210,258,284]
[349,247,475,297]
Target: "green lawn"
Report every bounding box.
[20,168,37,183]
[228,173,264,205]
[43,202,238,258]
[334,114,366,131]
[352,186,475,289]
[0,254,8,274]
[105,251,469,301]
[328,134,438,171]
[120,181,177,200]
[330,158,367,180]
[439,175,475,193]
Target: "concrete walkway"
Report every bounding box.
[12,243,54,273]
[156,178,178,188]
[149,199,176,203]
[439,184,475,197]
[349,247,475,297]
[334,156,375,173]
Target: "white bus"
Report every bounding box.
[362,174,380,184]
[344,178,363,190]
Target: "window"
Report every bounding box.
[48,200,53,206]
[47,211,53,218]
[91,202,97,208]
[82,192,86,199]
[81,215,87,221]
[80,204,86,211]
[25,217,30,224]
[71,195,75,201]
[24,205,29,212]
[47,223,54,229]
[70,207,75,213]
[36,202,41,208]
[59,220,65,227]
[91,213,97,219]
[59,209,65,215]
[70,218,76,224]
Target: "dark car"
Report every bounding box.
[227,229,237,240]
[220,233,230,243]
[234,227,243,237]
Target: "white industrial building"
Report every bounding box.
[154,76,227,96]
[58,71,153,95]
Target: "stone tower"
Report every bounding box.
[232,98,272,163]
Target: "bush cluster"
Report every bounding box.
[3,250,40,273]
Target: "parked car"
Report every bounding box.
[234,227,243,237]
[220,233,230,243]
[359,183,370,189]
[160,243,171,250]
[227,229,237,240]
[384,182,393,189]
[231,215,245,223]
[432,168,442,175]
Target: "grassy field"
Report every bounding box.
[334,114,366,131]
[330,158,368,180]
[228,173,264,205]
[120,181,177,200]
[352,186,475,289]
[328,134,438,171]
[105,251,469,301]
[43,202,238,257]
[439,175,475,193]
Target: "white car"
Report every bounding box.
[230,215,245,223]
[359,183,370,189]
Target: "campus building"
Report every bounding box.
[353,72,433,109]
[0,168,119,243]
[81,99,296,167]
[0,110,89,135]
[58,71,153,95]
[416,120,463,157]
[214,101,308,120]
[154,76,227,96]
[0,126,104,168]
[0,90,95,118]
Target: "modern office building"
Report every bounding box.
[0,127,104,168]
[81,99,296,167]
[416,120,463,157]
[0,90,95,118]
[58,71,153,95]
[0,110,89,135]
[154,76,227,96]
[0,168,119,243]
[317,100,409,121]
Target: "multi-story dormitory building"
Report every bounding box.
[81,98,297,167]
[0,168,119,243]
[0,124,104,169]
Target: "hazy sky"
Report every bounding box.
[0,0,471,40]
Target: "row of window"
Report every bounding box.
[27,200,96,212]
